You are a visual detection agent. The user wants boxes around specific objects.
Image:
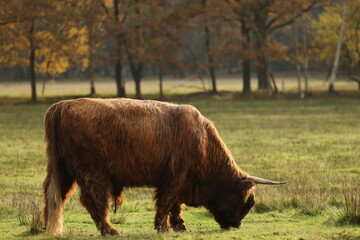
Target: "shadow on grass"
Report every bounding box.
[16,229,44,238]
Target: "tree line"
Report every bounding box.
[0,0,358,102]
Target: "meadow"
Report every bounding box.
[0,78,359,240]
[0,74,359,99]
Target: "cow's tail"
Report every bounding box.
[42,103,68,236]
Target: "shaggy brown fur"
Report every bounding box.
[42,98,256,236]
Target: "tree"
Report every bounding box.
[0,1,90,101]
[312,0,360,90]
[254,0,323,92]
[226,0,255,94]
[143,3,184,99]
[99,0,129,97]
[292,1,302,93]
[122,0,190,99]
[187,0,237,94]
[124,0,144,99]
[225,0,323,93]
[301,15,310,94]
[74,0,107,95]
[38,2,92,96]
[0,1,43,102]
[100,0,183,99]
[291,9,312,95]
[201,0,220,94]
[328,0,346,93]
[0,1,58,102]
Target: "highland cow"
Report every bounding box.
[42,98,286,236]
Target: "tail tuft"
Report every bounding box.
[42,103,65,236]
[43,176,64,235]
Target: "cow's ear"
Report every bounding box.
[239,179,256,191]
[239,180,255,203]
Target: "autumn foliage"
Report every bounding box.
[1,0,346,101]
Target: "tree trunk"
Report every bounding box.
[115,60,124,97]
[88,29,95,95]
[241,21,251,94]
[205,25,217,94]
[270,71,278,94]
[127,49,143,99]
[29,22,37,102]
[134,77,142,99]
[329,0,347,93]
[159,68,164,100]
[114,0,125,98]
[302,15,309,94]
[88,3,96,96]
[293,12,302,93]
[203,0,217,94]
[89,61,95,95]
[41,56,51,96]
[256,56,270,90]
[254,14,270,90]
[123,0,144,99]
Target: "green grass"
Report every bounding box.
[0,98,359,239]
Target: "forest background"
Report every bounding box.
[1,0,360,102]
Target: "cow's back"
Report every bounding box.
[47,98,208,187]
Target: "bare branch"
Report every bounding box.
[0,16,33,26]
[266,17,278,30]
[268,0,321,33]
[97,0,111,18]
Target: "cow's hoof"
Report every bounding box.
[172,224,187,232]
[101,228,120,236]
[155,225,170,233]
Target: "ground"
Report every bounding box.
[0,78,359,239]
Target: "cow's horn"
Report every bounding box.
[246,176,287,185]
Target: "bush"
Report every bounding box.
[17,197,43,235]
[329,189,360,225]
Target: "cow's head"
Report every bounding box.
[207,176,286,229]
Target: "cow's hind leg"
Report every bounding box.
[79,178,119,236]
[169,204,186,232]
[112,185,124,213]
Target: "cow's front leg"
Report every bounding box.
[154,188,173,232]
[154,209,170,232]
[169,204,186,232]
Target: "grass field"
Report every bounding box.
[0,75,359,100]
[0,79,359,239]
